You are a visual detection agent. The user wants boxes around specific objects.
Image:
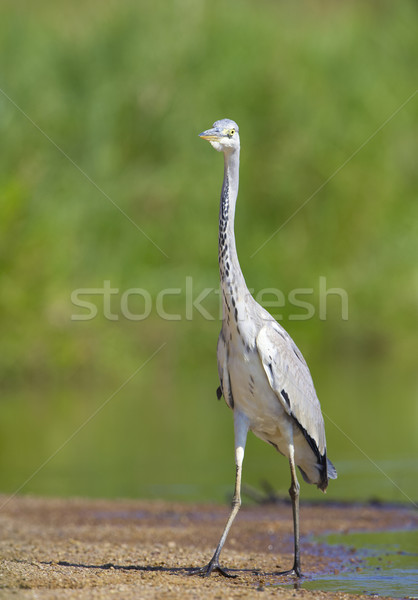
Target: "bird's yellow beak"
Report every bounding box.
[199,128,222,142]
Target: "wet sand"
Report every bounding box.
[0,494,416,599]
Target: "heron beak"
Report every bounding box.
[199,128,222,142]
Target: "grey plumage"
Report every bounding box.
[193,118,336,578]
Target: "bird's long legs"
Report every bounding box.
[289,446,301,576]
[190,411,249,577]
[276,443,302,577]
[193,462,243,578]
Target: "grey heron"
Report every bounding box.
[193,118,337,578]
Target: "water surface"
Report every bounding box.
[300,529,418,598]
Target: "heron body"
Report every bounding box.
[194,118,337,578]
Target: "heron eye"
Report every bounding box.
[230,129,235,136]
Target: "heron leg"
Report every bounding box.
[275,444,302,577]
[190,411,249,578]
[289,445,301,576]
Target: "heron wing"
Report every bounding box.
[256,324,326,456]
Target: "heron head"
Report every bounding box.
[199,118,240,153]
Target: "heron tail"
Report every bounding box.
[327,458,338,479]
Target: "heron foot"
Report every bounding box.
[274,565,302,578]
[189,558,236,578]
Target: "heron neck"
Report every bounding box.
[218,148,248,308]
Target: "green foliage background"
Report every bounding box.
[0,0,417,503]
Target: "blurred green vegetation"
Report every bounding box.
[0,0,417,504]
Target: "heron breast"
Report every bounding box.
[227,349,291,440]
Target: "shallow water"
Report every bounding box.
[285,529,418,598]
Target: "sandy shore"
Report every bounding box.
[0,495,416,599]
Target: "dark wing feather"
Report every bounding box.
[256,324,326,456]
